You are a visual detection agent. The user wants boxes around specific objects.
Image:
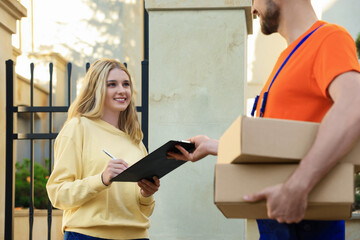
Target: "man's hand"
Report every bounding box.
[138,177,160,197]
[167,135,219,162]
[244,183,308,223]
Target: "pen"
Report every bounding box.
[103,149,117,160]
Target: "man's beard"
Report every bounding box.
[260,0,280,35]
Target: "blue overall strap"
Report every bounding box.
[250,24,324,117]
[259,24,324,117]
[250,95,260,117]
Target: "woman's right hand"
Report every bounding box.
[101,159,129,186]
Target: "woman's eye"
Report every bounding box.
[123,82,130,87]
[107,83,116,87]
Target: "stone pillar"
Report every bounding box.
[0,0,27,236]
[145,0,252,239]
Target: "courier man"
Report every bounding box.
[168,0,360,239]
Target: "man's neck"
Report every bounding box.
[278,0,319,45]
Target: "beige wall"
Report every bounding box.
[14,209,63,240]
[0,0,27,237]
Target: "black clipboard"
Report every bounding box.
[111,140,195,182]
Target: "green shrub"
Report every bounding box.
[354,173,360,211]
[15,158,50,209]
[356,33,360,59]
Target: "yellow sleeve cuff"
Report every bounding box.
[88,173,109,192]
[139,192,155,205]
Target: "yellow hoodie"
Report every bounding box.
[46,117,154,239]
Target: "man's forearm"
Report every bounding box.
[285,73,360,195]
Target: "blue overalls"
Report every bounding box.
[257,219,345,240]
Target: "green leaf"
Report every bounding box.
[15,158,50,209]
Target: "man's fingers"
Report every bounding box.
[175,145,192,158]
[167,145,195,161]
[167,152,186,161]
[243,190,267,202]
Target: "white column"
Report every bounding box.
[146,0,252,239]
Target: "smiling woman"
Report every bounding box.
[46,58,160,240]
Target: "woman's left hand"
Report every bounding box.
[138,177,160,197]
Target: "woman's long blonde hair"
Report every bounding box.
[67,58,143,144]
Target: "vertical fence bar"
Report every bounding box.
[5,59,15,240]
[86,62,90,72]
[143,0,149,150]
[29,63,35,240]
[67,63,72,106]
[47,63,53,240]
[141,60,149,150]
[144,0,149,60]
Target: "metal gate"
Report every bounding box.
[5,58,149,239]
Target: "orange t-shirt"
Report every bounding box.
[255,20,360,122]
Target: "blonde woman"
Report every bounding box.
[47,58,160,240]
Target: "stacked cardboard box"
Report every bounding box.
[214,116,357,220]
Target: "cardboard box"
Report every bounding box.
[214,163,354,220]
[217,116,360,170]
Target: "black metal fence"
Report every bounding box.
[4,59,149,239]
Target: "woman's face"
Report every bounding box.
[103,68,132,115]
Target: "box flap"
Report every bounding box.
[218,116,242,164]
[242,117,319,159]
